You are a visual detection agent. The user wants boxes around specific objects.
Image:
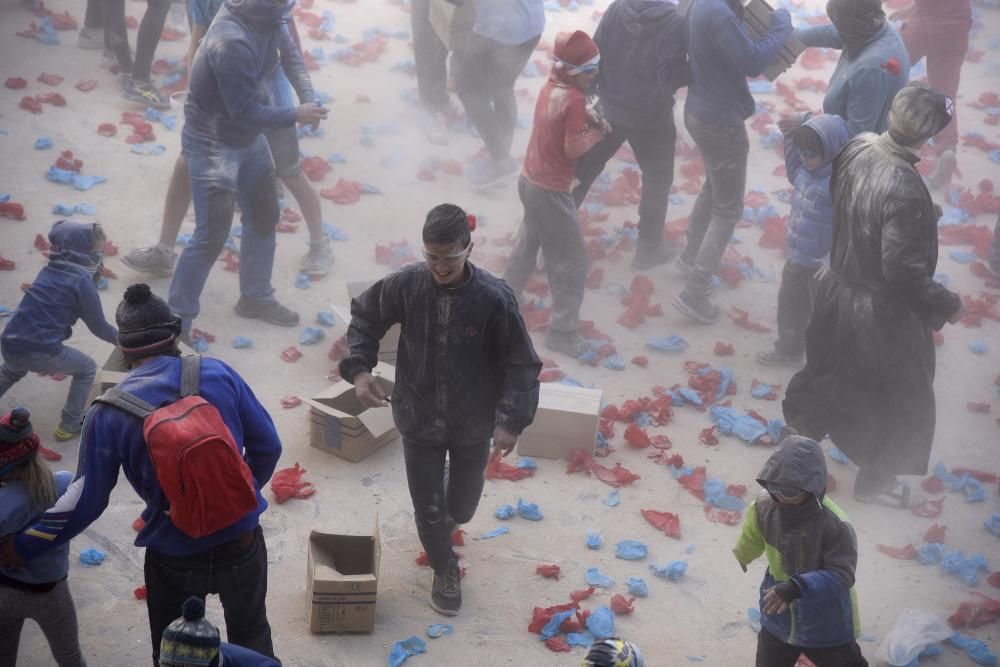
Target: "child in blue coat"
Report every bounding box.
[0,221,117,440]
[160,597,279,667]
[758,113,849,367]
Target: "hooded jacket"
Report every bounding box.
[183,0,299,151]
[593,0,689,128]
[733,437,861,648]
[784,114,850,269]
[1,221,117,356]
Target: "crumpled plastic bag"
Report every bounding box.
[426,624,453,638]
[874,609,955,667]
[567,631,595,648]
[615,540,648,560]
[877,544,918,560]
[650,560,687,581]
[270,463,315,504]
[586,606,616,639]
[610,594,635,615]
[647,334,688,352]
[940,550,990,586]
[536,563,560,580]
[517,498,543,521]
[388,636,426,667]
[299,326,325,345]
[545,636,572,652]
[947,633,998,665]
[478,526,509,540]
[627,577,648,597]
[79,547,106,567]
[495,504,515,520]
[566,449,640,487]
[986,515,1000,538]
[585,567,615,588]
[541,609,574,640]
[603,489,621,507]
[586,530,603,550]
[703,478,746,511]
[232,336,253,349]
[709,405,769,444]
[949,592,1000,629]
[486,453,535,481]
[641,509,681,539]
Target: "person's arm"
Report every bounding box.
[732,499,765,569]
[493,290,542,437]
[278,22,316,105]
[791,520,857,599]
[233,369,282,487]
[783,133,803,184]
[843,66,894,136]
[882,198,963,330]
[208,38,297,128]
[77,277,119,345]
[657,15,690,94]
[564,95,605,160]
[186,23,207,72]
[714,9,793,78]
[185,0,211,71]
[795,24,844,49]
[338,276,403,384]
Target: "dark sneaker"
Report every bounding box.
[756,349,804,368]
[234,298,300,327]
[430,558,461,616]
[632,243,679,270]
[121,246,178,276]
[544,330,590,358]
[671,292,721,324]
[121,77,171,111]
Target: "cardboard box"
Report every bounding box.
[428,0,475,51]
[516,384,603,461]
[345,281,401,365]
[86,343,195,406]
[303,363,398,462]
[306,519,381,633]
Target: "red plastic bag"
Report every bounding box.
[641,509,681,539]
[911,497,945,518]
[486,452,534,481]
[37,445,61,461]
[714,341,734,356]
[280,396,301,409]
[700,426,720,446]
[536,564,561,580]
[37,73,63,86]
[4,77,27,89]
[281,347,302,362]
[968,402,992,413]
[302,155,331,182]
[545,637,572,652]
[631,355,648,367]
[566,449,640,487]
[75,80,98,92]
[320,178,364,204]
[270,463,316,503]
[586,267,603,289]
[528,602,578,633]
[19,96,42,114]
[134,585,148,600]
[610,594,635,615]
[0,255,16,270]
[990,572,1000,589]
[705,506,742,526]
[948,592,1000,629]
[924,524,947,544]
[132,517,145,532]
[97,123,117,137]
[570,586,595,603]
[624,423,651,449]
[0,201,26,221]
[728,307,772,333]
[876,544,917,560]
[36,92,66,106]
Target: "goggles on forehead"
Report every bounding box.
[554,53,600,76]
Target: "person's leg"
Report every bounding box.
[755,629,804,667]
[0,585,27,666]
[84,0,103,30]
[487,36,539,162]
[403,440,453,572]
[34,580,87,667]
[50,346,98,436]
[571,126,627,209]
[234,137,285,313]
[410,0,449,113]
[132,0,171,83]
[775,262,815,357]
[103,0,133,71]
[0,349,30,400]
[804,640,869,667]
[445,439,492,525]
[681,112,715,270]
[122,154,189,275]
[628,117,678,268]
[216,528,276,658]
[145,549,200,665]
[453,36,500,157]
[503,178,544,298]
[923,22,968,156]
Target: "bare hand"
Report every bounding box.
[492,425,518,459]
[948,303,966,325]
[295,103,329,127]
[762,587,788,615]
[354,372,388,408]
[0,536,23,570]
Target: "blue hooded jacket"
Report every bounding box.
[593,0,689,128]
[784,114,850,270]
[1,221,117,356]
[183,0,299,152]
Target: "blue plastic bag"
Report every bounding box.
[34,136,53,150]
[299,327,326,345]
[940,550,989,586]
[948,633,998,666]
[626,577,648,597]
[986,515,1000,538]
[426,624,453,638]
[916,543,946,565]
[567,631,595,648]
[387,636,426,667]
[79,547,106,567]
[710,406,768,443]
[586,606,616,640]
[603,354,626,371]
[517,498,543,521]
[602,489,620,507]
[586,530,603,550]
[703,479,746,511]
[964,478,986,503]
[969,340,988,355]
[316,311,337,327]
[748,608,762,633]
[495,504,515,520]
[585,566,615,588]
[231,336,253,349]
[751,381,780,399]
[541,609,574,640]
[647,335,688,353]
[650,560,687,581]
[615,540,648,561]
[828,446,851,465]
[295,273,311,289]
[478,526,509,540]
[516,458,537,470]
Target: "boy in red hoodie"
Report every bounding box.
[504,30,608,358]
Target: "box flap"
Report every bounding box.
[538,384,603,412]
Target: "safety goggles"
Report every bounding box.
[554,53,600,76]
[768,483,807,503]
[422,244,471,267]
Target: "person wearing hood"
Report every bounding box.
[0,221,118,442]
[168,0,328,339]
[571,0,689,271]
[795,0,909,138]
[674,0,792,324]
[758,113,849,368]
[504,30,609,358]
[784,83,964,509]
[734,436,867,666]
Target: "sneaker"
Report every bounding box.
[430,558,462,616]
[467,157,519,188]
[928,149,956,191]
[632,243,678,270]
[300,240,334,277]
[77,27,104,49]
[121,77,171,111]
[756,349,804,368]
[54,425,81,442]
[421,110,449,146]
[675,254,695,277]
[671,291,721,324]
[121,246,178,276]
[234,297,300,327]
[544,330,590,358]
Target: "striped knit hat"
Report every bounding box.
[0,408,39,477]
[159,597,221,667]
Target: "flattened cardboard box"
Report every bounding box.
[303,362,398,462]
[307,518,381,633]
[429,0,475,51]
[517,384,603,461]
[345,281,401,365]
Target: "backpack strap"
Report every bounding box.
[180,355,201,397]
[95,387,157,420]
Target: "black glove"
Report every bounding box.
[773,579,802,604]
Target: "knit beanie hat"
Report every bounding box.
[887,82,955,147]
[159,597,221,667]
[553,30,600,79]
[116,284,182,360]
[0,408,39,477]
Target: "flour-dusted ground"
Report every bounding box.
[1,0,998,664]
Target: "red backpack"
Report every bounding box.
[98,355,259,538]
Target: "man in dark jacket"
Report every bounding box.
[571,0,689,270]
[339,204,541,616]
[783,83,964,508]
[168,0,327,337]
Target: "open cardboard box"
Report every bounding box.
[303,362,398,462]
[517,383,603,461]
[306,517,381,633]
[86,343,196,405]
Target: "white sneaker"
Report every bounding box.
[421,110,449,146]
[77,27,104,49]
[928,149,956,191]
[300,240,334,277]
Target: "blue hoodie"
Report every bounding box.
[1,221,117,356]
[471,0,545,46]
[593,0,689,128]
[686,0,792,126]
[13,355,282,560]
[784,114,850,270]
[0,471,73,586]
[183,0,300,152]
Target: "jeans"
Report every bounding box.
[505,177,588,333]
[411,0,450,112]
[84,0,102,30]
[102,0,172,82]
[775,262,818,356]
[0,345,97,431]
[453,33,540,162]
[573,117,677,245]
[0,579,87,667]
[144,527,276,665]
[682,110,750,299]
[756,629,868,667]
[169,135,280,331]
[403,438,492,574]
